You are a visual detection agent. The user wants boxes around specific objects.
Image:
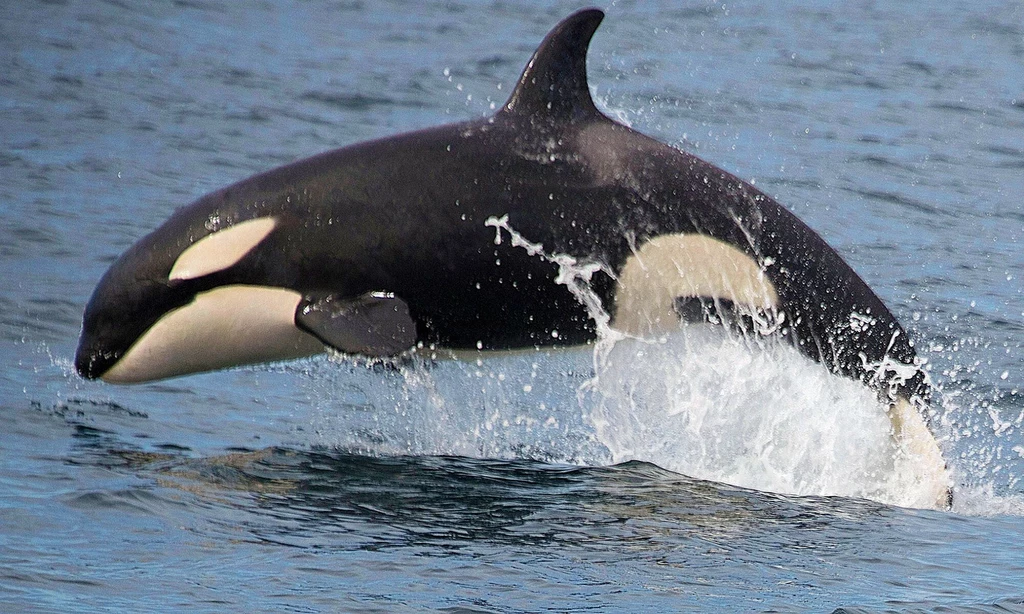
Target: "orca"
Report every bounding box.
[75,9,949,505]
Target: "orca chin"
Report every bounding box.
[95,286,325,384]
[74,346,113,381]
[76,9,950,506]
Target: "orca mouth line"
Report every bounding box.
[75,347,119,381]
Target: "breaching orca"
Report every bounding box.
[75,9,950,505]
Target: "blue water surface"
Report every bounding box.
[3,1,1024,612]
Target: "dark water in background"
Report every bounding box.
[3,0,1024,612]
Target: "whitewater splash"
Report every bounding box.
[307,217,953,509]
[586,329,946,507]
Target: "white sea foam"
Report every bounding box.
[584,326,947,508]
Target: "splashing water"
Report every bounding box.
[586,328,948,508]
[307,346,608,464]
[305,218,1020,510]
[482,216,951,507]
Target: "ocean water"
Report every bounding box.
[3,0,1024,612]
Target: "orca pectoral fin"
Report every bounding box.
[295,292,417,357]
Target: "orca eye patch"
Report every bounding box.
[169,217,278,281]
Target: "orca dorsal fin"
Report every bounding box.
[502,8,604,120]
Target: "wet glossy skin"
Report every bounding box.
[76,9,923,404]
